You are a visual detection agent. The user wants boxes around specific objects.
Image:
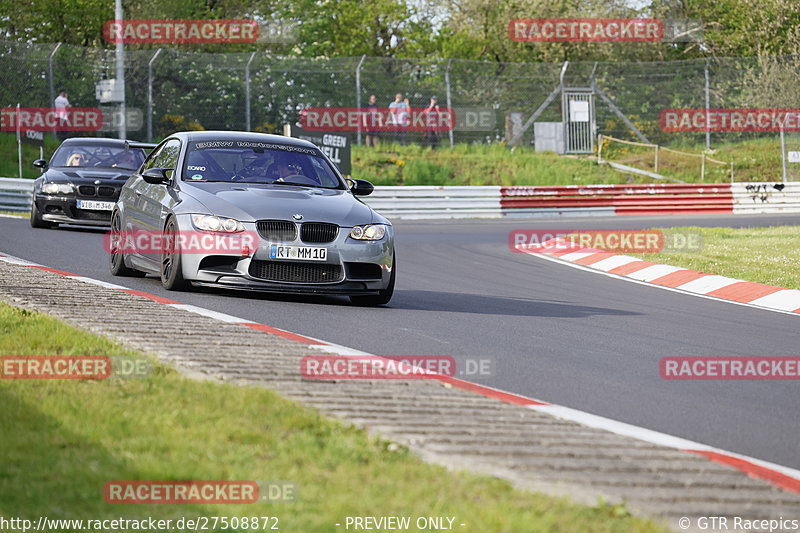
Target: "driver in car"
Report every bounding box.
[66,152,87,166]
[238,154,270,180]
[267,153,303,181]
[112,151,138,168]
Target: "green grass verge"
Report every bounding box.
[0,132,59,179]
[352,142,628,186]
[352,137,789,186]
[0,302,666,532]
[598,137,790,183]
[629,225,800,290]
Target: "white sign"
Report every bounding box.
[788,151,800,163]
[569,100,590,122]
[96,79,124,103]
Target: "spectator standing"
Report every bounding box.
[388,93,410,145]
[54,90,71,141]
[362,94,381,148]
[423,95,441,148]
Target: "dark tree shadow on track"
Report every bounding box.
[161,282,641,318]
[385,289,641,318]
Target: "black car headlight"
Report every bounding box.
[349,224,387,241]
[41,183,74,195]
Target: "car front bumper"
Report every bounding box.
[175,215,394,295]
[34,194,115,226]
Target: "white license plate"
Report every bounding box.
[76,200,115,211]
[269,244,327,261]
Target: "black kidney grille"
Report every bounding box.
[78,185,96,196]
[249,260,342,283]
[301,222,338,244]
[98,186,116,197]
[256,220,297,242]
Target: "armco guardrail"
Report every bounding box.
[361,184,737,219]
[501,183,734,216]
[0,177,34,212]
[362,186,502,219]
[2,181,795,219]
[733,182,800,214]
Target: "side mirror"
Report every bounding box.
[33,159,48,170]
[347,178,374,196]
[142,167,171,184]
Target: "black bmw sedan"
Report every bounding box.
[30,137,155,228]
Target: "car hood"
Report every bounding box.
[45,167,134,183]
[180,182,379,226]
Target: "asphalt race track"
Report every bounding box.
[2,212,799,470]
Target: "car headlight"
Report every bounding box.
[349,224,386,241]
[42,183,74,195]
[191,214,245,233]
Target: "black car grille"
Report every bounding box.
[301,222,338,244]
[249,260,342,283]
[256,220,297,242]
[77,185,117,198]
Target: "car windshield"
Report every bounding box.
[51,143,146,170]
[184,141,343,189]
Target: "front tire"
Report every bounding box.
[109,211,145,277]
[160,217,188,291]
[350,253,395,306]
[30,202,55,229]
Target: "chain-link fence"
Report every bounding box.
[3,39,800,150]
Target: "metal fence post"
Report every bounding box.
[147,48,161,143]
[48,42,62,140]
[704,59,711,151]
[17,103,22,178]
[245,52,256,131]
[780,124,787,182]
[355,55,366,145]
[445,59,454,147]
[115,0,126,140]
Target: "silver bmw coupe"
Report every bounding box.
[109,131,395,306]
